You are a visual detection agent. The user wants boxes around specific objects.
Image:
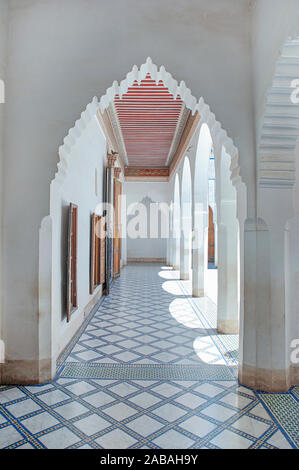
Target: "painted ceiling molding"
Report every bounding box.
[259,36,299,188]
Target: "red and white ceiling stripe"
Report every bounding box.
[100,58,197,169]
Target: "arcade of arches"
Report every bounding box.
[0,1,299,449]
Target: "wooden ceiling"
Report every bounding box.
[97,59,201,181]
[113,73,185,168]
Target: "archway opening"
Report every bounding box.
[192,123,240,335]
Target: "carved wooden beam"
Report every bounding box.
[124,167,169,182]
[169,111,201,178]
[114,167,122,180]
[107,153,118,168]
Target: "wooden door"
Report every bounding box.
[208,205,215,264]
[113,180,122,278]
[67,203,78,322]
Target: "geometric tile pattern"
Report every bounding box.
[58,265,238,370]
[0,379,296,449]
[0,264,297,449]
[257,390,299,448]
[59,363,235,381]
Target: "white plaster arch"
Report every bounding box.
[52,58,244,193]
[188,113,247,339]
[39,57,245,384]
[52,97,101,188]
[99,57,198,115]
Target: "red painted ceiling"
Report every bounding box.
[114,74,184,167]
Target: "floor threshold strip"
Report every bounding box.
[58,363,237,381]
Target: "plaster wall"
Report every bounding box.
[2,0,255,377]
[0,0,8,365]
[251,0,299,381]
[49,115,107,362]
[252,0,299,143]
[123,182,170,261]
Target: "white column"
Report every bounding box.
[180,231,190,280]
[167,205,173,267]
[173,201,180,271]
[217,201,239,333]
[240,186,293,392]
[192,224,207,297]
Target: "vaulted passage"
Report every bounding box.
[1,15,299,448]
[0,264,296,449]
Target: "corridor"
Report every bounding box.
[0,264,297,449]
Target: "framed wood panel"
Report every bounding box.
[90,213,96,295]
[99,216,106,285]
[113,179,122,278]
[90,213,106,294]
[66,203,78,322]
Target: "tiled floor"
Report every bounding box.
[0,264,298,449]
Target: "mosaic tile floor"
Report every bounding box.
[0,264,298,449]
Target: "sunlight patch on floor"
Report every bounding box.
[169,298,204,328]
[193,336,226,366]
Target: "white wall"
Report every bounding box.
[252,0,299,142]
[1,0,255,382]
[252,0,299,376]
[123,182,170,261]
[50,114,107,362]
[0,0,8,367]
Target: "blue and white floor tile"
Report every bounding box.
[0,264,298,449]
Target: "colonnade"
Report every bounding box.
[167,125,240,337]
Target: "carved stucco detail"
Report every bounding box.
[195,97,242,189]
[51,58,242,189]
[259,36,299,188]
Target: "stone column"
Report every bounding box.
[167,204,173,267]
[240,185,294,392]
[173,201,180,271]
[180,226,191,280]
[192,221,208,297]
[217,201,239,333]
